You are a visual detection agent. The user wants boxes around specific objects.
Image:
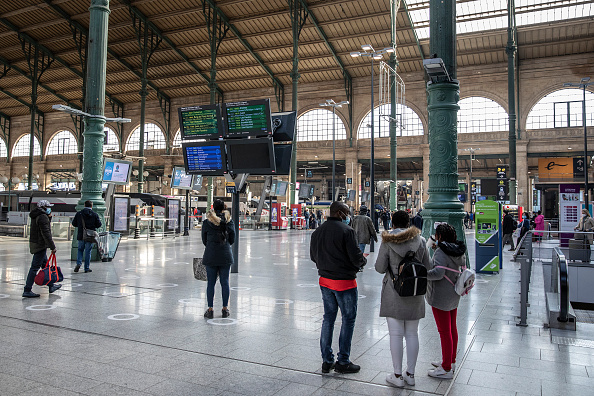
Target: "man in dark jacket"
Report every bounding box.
[502,210,516,251]
[71,200,102,273]
[351,205,377,254]
[23,200,60,298]
[310,201,366,375]
[412,209,423,231]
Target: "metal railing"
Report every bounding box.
[516,231,533,327]
[552,247,570,323]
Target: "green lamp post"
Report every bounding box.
[421,0,466,249]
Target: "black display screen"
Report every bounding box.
[224,99,272,138]
[178,104,223,140]
[183,142,226,175]
[226,137,276,175]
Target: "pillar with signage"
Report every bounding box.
[496,166,509,202]
[475,200,502,273]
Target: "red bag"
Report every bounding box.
[34,253,64,286]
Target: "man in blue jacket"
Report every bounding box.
[71,200,102,273]
[310,201,367,375]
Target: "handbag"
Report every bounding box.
[34,253,64,286]
[193,257,208,281]
[81,215,99,243]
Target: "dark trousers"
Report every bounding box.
[206,265,231,308]
[320,286,358,365]
[24,249,54,292]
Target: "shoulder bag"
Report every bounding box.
[34,253,64,285]
[81,215,99,243]
[193,257,208,281]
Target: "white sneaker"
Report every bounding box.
[403,371,415,386]
[431,360,456,372]
[428,365,453,379]
[386,373,405,387]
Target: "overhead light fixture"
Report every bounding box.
[361,44,374,52]
[52,104,131,123]
[384,47,396,53]
[350,52,360,58]
[422,58,452,84]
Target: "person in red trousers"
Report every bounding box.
[426,224,467,379]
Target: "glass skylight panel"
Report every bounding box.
[403,0,593,40]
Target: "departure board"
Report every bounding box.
[178,104,223,140]
[224,99,272,137]
[183,142,226,175]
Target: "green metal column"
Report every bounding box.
[388,1,400,211]
[71,0,110,260]
[421,0,466,247]
[29,67,38,190]
[506,0,517,204]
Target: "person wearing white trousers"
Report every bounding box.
[375,211,431,387]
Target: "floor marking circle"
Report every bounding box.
[0,294,9,299]
[475,280,489,284]
[157,283,178,288]
[273,263,288,266]
[275,299,294,305]
[178,298,202,304]
[174,262,189,265]
[359,295,367,299]
[107,313,139,321]
[230,287,251,291]
[207,318,238,326]
[297,284,317,288]
[68,283,83,287]
[103,292,126,297]
[26,305,56,311]
[120,275,140,280]
[124,268,136,272]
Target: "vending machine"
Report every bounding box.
[290,203,306,229]
[501,204,523,223]
[475,200,502,273]
[270,202,288,230]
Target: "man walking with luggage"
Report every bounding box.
[310,201,367,374]
[23,200,60,297]
[72,200,102,273]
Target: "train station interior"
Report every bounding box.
[1,1,594,395]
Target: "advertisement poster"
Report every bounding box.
[474,200,501,273]
[559,184,580,246]
[272,207,278,223]
[103,161,130,183]
[113,197,129,232]
[168,200,180,231]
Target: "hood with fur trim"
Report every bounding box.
[438,240,467,257]
[380,227,423,255]
[206,209,231,226]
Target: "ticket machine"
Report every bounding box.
[270,202,288,230]
[475,200,502,273]
[290,203,306,229]
[502,204,523,222]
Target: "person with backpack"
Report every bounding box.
[71,200,102,273]
[202,199,236,319]
[426,223,467,379]
[375,211,431,388]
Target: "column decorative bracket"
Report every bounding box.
[34,111,44,160]
[0,112,10,163]
[158,92,171,154]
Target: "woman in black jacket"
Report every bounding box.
[202,199,236,319]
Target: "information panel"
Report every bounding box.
[182,142,226,175]
[172,166,193,189]
[103,159,132,185]
[167,199,180,231]
[224,99,272,138]
[112,197,130,233]
[178,104,223,140]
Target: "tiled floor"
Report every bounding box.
[1,228,593,395]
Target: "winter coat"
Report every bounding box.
[412,214,423,230]
[201,210,236,267]
[351,214,377,245]
[310,217,366,280]
[426,241,467,312]
[375,227,431,320]
[576,215,594,244]
[534,214,545,236]
[29,208,56,254]
[502,213,515,235]
[71,207,102,241]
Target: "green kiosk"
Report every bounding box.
[474,200,502,273]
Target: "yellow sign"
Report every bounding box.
[538,158,573,180]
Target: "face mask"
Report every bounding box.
[342,216,350,225]
[45,208,51,215]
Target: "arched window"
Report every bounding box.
[358,104,424,139]
[527,88,594,130]
[103,127,119,152]
[172,130,181,148]
[125,123,167,151]
[13,134,41,157]
[458,97,508,133]
[0,138,7,158]
[297,109,347,142]
[46,130,77,155]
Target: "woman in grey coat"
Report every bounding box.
[426,223,467,380]
[375,211,431,388]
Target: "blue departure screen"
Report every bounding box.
[185,145,224,173]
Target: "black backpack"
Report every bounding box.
[386,251,428,297]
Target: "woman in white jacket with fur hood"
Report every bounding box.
[375,211,431,388]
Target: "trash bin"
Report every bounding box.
[97,231,121,262]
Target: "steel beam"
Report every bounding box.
[507,0,518,204]
[403,0,425,60]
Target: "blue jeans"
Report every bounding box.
[24,250,54,292]
[77,240,93,270]
[206,265,231,308]
[320,286,358,365]
[359,243,366,254]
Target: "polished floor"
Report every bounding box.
[0,228,593,396]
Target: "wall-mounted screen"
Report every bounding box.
[223,99,272,138]
[299,183,310,199]
[271,111,296,142]
[166,198,180,232]
[102,159,132,185]
[192,175,203,191]
[276,181,288,196]
[226,137,276,175]
[348,190,356,201]
[182,141,227,175]
[112,196,130,232]
[273,144,292,176]
[308,185,315,199]
[270,181,277,196]
[171,166,193,190]
[178,104,224,140]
